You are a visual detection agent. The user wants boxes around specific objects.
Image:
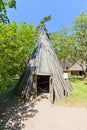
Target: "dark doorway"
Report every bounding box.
[37,75,50,95]
[79,71,83,76]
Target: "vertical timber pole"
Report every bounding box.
[33,74,37,99]
[49,76,53,104]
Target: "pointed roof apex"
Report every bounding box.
[37,29,50,45]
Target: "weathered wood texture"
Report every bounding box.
[14,31,73,101]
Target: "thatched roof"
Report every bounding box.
[14,31,72,101]
[69,61,86,71]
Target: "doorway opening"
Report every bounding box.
[37,75,50,96]
[79,71,83,76]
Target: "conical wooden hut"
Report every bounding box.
[14,30,72,103]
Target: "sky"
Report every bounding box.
[7,0,87,32]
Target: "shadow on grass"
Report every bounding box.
[84,82,87,86]
[69,76,83,83]
[0,88,40,130]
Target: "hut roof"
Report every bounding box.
[69,61,86,71]
[28,31,63,75]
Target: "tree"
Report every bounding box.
[51,27,75,70]
[0,0,16,23]
[73,11,87,79]
[0,21,37,92]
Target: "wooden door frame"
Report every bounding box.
[33,74,53,103]
[49,75,53,103]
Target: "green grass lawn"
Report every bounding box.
[55,77,87,108]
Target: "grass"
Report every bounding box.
[55,76,87,108]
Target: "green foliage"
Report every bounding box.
[0,21,37,93]
[73,11,87,76]
[36,15,51,31]
[73,12,87,59]
[0,0,16,23]
[51,27,76,69]
[51,11,87,73]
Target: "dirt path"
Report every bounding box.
[0,91,87,130]
[22,97,87,130]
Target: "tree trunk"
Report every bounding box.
[84,56,87,81]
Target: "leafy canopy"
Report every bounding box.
[0,0,16,23]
